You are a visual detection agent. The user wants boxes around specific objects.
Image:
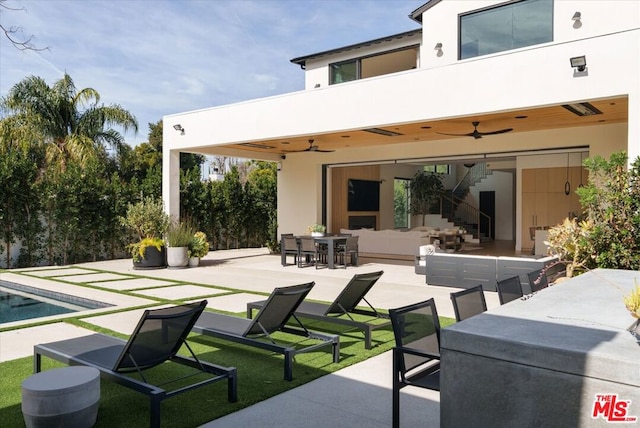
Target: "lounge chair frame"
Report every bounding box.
[34,301,237,428]
[192,282,340,381]
[247,271,389,349]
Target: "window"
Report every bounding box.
[424,165,450,175]
[460,0,553,60]
[330,60,358,84]
[329,46,418,85]
[394,178,411,229]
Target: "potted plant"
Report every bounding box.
[624,280,640,339]
[188,231,208,267]
[410,171,444,226]
[307,224,326,237]
[165,220,194,268]
[120,197,170,269]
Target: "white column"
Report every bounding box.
[162,149,180,220]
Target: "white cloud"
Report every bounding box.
[1,0,422,144]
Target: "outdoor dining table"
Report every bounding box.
[311,235,347,269]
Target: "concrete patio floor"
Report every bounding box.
[1,248,500,427]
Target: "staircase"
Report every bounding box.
[440,164,493,243]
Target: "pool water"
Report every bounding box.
[0,282,109,324]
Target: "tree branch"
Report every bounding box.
[0,0,48,51]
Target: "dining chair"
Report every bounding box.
[496,275,524,304]
[281,234,299,266]
[449,285,487,322]
[298,236,318,268]
[527,269,549,293]
[336,236,359,268]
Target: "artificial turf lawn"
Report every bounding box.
[0,313,455,427]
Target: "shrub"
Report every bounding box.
[120,197,169,240]
[188,231,209,258]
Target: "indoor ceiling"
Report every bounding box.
[224,96,628,156]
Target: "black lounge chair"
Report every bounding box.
[192,282,340,381]
[247,271,389,349]
[34,301,237,428]
[390,298,441,428]
[496,275,524,304]
[449,284,487,322]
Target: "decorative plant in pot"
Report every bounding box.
[120,197,170,269]
[165,220,194,269]
[410,170,444,226]
[187,231,209,267]
[307,224,326,237]
[624,280,640,339]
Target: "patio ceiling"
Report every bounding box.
[222,96,627,156]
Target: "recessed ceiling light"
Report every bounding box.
[515,115,528,119]
[562,102,602,116]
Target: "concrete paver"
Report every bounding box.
[90,277,176,291]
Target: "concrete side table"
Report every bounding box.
[22,366,100,428]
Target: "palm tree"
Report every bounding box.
[1,73,138,171]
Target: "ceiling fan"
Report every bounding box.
[283,139,335,153]
[436,121,513,140]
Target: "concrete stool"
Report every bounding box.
[22,366,100,428]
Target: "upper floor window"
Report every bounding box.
[459,0,553,60]
[424,164,450,175]
[331,60,358,84]
[329,46,418,85]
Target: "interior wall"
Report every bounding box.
[330,165,381,233]
[466,170,514,240]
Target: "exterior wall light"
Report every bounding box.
[572,11,582,28]
[434,42,443,50]
[570,56,587,72]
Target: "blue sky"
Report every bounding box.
[1,0,423,146]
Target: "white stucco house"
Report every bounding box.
[163,0,639,252]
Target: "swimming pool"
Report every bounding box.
[0,281,111,324]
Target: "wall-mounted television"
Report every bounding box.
[348,179,380,212]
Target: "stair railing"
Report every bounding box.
[439,193,491,241]
[452,163,490,195]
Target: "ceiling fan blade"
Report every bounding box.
[283,140,335,153]
[437,122,513,139]
[479,128,513,135]
[435,131,476,137]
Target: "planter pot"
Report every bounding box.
[311,232,324,237]
[167,247,188,269]
[188,257,200,267]
[133,246,166,270]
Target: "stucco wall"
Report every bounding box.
[163,1,638,247]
